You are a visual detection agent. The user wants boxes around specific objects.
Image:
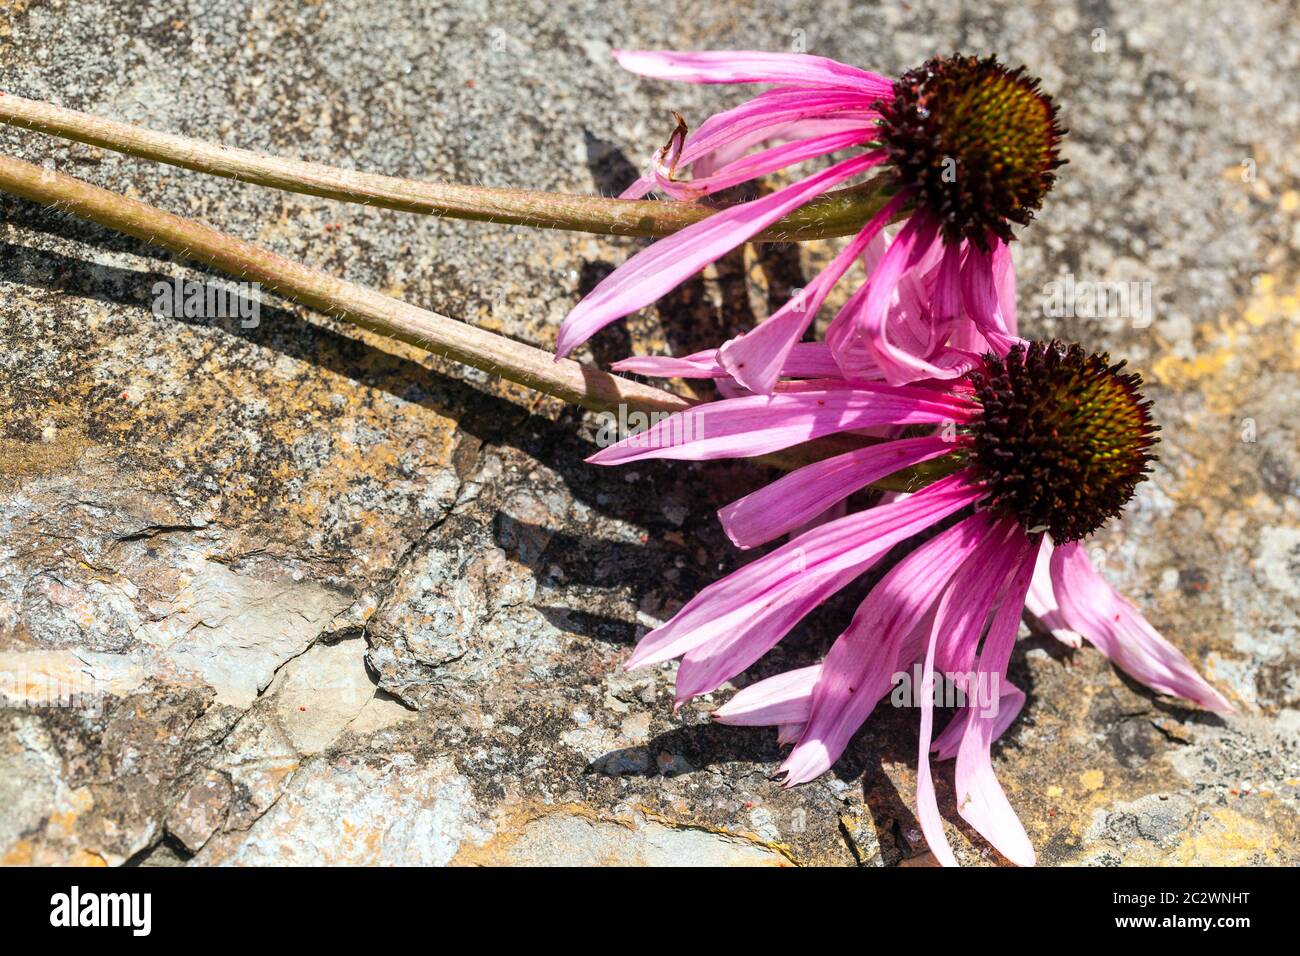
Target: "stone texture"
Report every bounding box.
[0,0,1297,866]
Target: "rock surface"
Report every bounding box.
[1,0,1296,866]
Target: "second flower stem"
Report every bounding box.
[0,153,932,490]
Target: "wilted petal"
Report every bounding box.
[587,383,977,465]
[951,535,1039,867]
[613,49,893,97]
[719,192,907,394]
[713,665,821,726]
[610,350,723,378]
[931,681,1026,762]
[781,510,996,785]
[667,479,988,701]
[624,474,982,686]
[836,212,973,385]
[991,237,1018,336]
[1024,541,1083,648]
[914,590,959,867]
[1049,542,1233,715]
[960,242,1020,355]
[718,435,954,549]
[653,127,875,202]
[557,152,884,356]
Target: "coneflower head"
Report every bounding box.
[877,54,1066,247]
[966,341,1159,543]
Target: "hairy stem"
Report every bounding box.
[0,151,688,416]
[0,91,897,241]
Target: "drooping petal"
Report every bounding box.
[557,151,885,356]
[951,532,1039,867]
[776,722,804,745]
[779,342,849,379]
[718,434,955,549]
[991,237,1018,336]
[931,522,1027,679]
[931,681,1026,761]
[960,241,1020,355]
[714,605,939,734]
[669,480,989,701]
[929,241,966,346]
[678,88,877,167]
[914,581,960,867]
[624,473,982,676]
[1023,541,1083,648]
[1049,542,1234,714]
[689,117,871,179]
[611,341,846,383]
[908,521,1028,866]
[718,192,907,394]
[781,509,995,785]
[621,87,881,200]
[712,665,821,726]
[586,382,977,465]
[613,49,893,97]
[610,349,722,378]
[649,127,875,202]
[835,211,974,385]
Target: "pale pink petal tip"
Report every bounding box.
[1048,541,1235,716]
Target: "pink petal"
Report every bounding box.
[610,349,722,378]
[992,238,1018,336]
[932,681,1026,762]
[650,127,875,202]
[914,587,960,867]
[668,479,989,701]
[960,242,1019,355]
[776,722,804,745]
[835,211,974,385]
[586,383,977,465]
[931,522,1027,680]
[1049,542,1234,715]
[776,342,847,379]
[718,192,908,394]
[624,473,982,678]
[913,523,1037,867]
[622,87,880,201]
[716,605,940,734]
[557,151,885,357]
[951,534,1039,867]
[929,242,965,347]
[781,509,996,785]
[1024,541,1083,648]
[712,665,822,726]
[680,88,877,167]
[694,117,873,175]
[610,341,845,383]
[613,49,893,97]
[718,434,955,549]
[673,587,841,703]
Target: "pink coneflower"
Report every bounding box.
[557,50,1065,393]
[589,340,1231,866]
